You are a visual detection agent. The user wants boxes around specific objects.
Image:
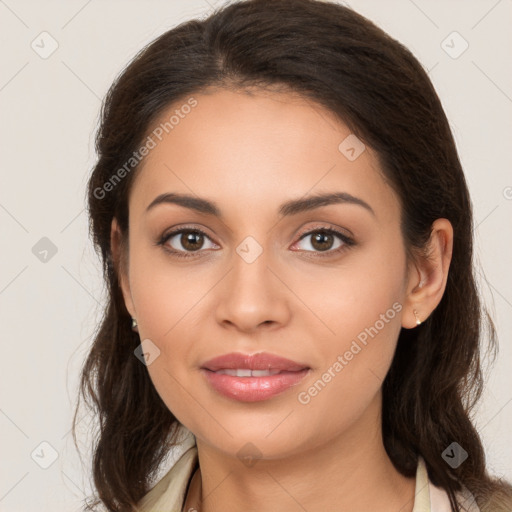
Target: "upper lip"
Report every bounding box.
[201,352,309,372]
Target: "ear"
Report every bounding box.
[110,217,136,319]
[402,218,453,329]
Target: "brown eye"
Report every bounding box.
[300,229,348,252]
[295,228,352,254]
[159,227,217,258]
[178,230,205,251]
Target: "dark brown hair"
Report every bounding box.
[76,0,512,510]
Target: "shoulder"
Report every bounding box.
[428,479,484,512]
[476,486,512,512]
[417,456,482,512]
[420,456,512,512]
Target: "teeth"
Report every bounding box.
[215,368,283,377]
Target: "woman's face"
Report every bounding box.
[115,88,417,460]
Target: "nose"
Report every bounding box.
[214,248,291,334]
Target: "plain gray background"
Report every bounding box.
[1,0,511,510]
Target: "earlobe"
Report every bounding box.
[402,218,454,329]
[110,218,135,318]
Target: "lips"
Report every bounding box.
[200,352,311,402]
[201,352,309,372]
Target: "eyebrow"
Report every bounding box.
[145,191,375,218]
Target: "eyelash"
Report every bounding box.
[156,224,355,259]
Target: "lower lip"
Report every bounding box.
[201,368,310,402]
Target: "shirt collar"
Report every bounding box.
[412,455,435,512]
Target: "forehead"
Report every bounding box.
[129,88,399,223]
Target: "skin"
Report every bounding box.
[111,88,453,512]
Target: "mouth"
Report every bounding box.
[200,352,310,402]
[211,368,284,377]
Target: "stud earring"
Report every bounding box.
[131,317,138,332]
[413,309,422,326]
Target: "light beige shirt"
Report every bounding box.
[138,442,481,512]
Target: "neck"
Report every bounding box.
[183,394,416,512]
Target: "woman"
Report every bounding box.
[76,0,512,510]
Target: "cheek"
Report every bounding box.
[291,238,405,421]
[128,243,209,340]
[126,248,219,427]
[294,307,402,447]
[300,232,406,351]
